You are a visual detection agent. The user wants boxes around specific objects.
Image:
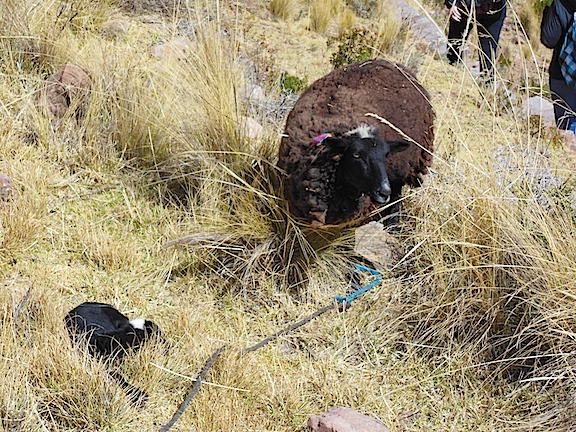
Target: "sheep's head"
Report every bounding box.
[325,124,410,204]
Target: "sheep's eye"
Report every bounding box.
[352,153,361,159]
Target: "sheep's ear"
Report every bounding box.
[323,136,350,152]
[389,140,411,154]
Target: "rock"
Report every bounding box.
[176,18,196,37]
[354,222,403,270]
[397,0,447,55]
[150,37,192,60]
[239,116,263,139]
[101,19,130,39]
[37,64,91,119]
[0,173,14,202]
[308,407,389,432]
[246,84,266,102]
[522,96,556,126]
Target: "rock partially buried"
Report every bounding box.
[37,64,91,119]
[522,96,555,126]
[0,173,14,202]
[354,221,403,270]
[308,407,389,432]
[101,18,131,39]
[239,116,264,139]
[397,0,447,55]
[150,37,192,60]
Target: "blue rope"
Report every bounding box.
[335,264,382,306]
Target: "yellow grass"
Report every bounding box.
[307,0,342,34]
[269,0,299,21]
[337,7,357,37]
[374,8,403,54]
[0,0,575,431]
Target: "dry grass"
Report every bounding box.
[307,0,342,34]
[374,8,403,54]
[337,7,357,37]
[1,0,576,431]
[269,0,299,21]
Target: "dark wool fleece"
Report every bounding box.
[278,59,434,226]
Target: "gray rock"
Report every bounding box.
[397,0,447,55]
[246,84,266,103]
[308,407,389,432]
[101,19,130,39]
[522,96,556,126]
[239,116,264,139]
[0,173,14,202]
[150,37,192,59]
[494,144,565,211]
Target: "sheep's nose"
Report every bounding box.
[380,182,391,196]
[371,182,391,204]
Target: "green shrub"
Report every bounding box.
[280,72,307,93]
[329,27,375,69]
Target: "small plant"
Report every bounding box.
[268,0,298,21]
[280,72,307,93]
[329,27,375,69]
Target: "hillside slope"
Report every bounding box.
[1,1,575,431]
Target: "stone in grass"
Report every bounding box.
[101,19,131,39]
[354,221,403,270]
[0,173,14,202]
[37,64,92,119]
[150,37,192,60]
[308,407,389,432]
[239,116,264,140]
[522,96,555,127]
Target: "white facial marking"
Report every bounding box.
[130,318,145,330]
[345,124,375,139]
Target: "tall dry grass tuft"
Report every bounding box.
[307,0,342,33]
[373,7,402,54]
[0,0,113,75]
[392,171,576,428]
[269,0,299,21]
[337,7,357,37]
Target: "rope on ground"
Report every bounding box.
[242,303,336,354]
[12,286,32,324]
[160,264,382,432]
[159,345,226,432]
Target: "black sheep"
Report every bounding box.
[278,59,435,226]
[65,302,161,404]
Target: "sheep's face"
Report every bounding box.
[327,125,409,204]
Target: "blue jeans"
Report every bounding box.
[550,78,576,130]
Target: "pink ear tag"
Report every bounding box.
[311,133,332,146]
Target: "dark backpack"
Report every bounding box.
[560,12,576,88]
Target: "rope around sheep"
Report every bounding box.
[160,264,383,432]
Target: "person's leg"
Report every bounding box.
[550,77,576,129]
[477,6,507,77]
[447,10,472,65]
